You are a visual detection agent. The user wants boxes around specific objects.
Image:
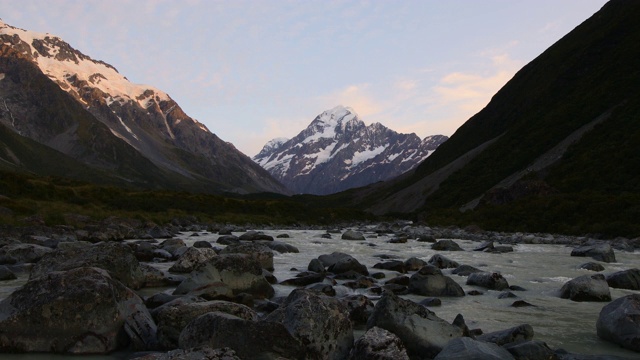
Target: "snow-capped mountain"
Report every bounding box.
[253,105,448,195]
[0,20,287,194]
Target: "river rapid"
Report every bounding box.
[1,227,639,359]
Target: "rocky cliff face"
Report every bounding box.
[254,106,447,195]
[0,20,288,194]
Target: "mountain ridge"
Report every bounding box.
[254,105,447,195]
[0,19,288,194]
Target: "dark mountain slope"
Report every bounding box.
[353,0,640,236]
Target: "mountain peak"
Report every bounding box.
[253,106,448,194]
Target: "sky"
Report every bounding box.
[1,0,608,156]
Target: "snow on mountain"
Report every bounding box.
[0,19,288,194]
[253,105,448,195]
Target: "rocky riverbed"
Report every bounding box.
[0,219,639,359]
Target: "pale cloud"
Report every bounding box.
[319,84,384,119]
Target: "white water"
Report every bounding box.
[1,228,639,359]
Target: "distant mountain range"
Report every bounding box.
[0,20,288,194]
[253,105,447,195]
[344,0,640,236]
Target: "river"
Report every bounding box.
[1,227,638,359]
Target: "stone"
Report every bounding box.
[434,337,515,360]
[327,255,368,276]
[373,260,407,273]
[452,264,483,276]
[340,295,375,326]
[503,340,556,360]
[192,240,213,248]
[596,294,640,352]
[427,254,460,269]
[605,268,640,290]
[173,254,274,299]
[133,346,240,360]
[341,230,365,240]
[238,231,274,241]
[420,297,442,307]
[154,300,256,349]
[559,274,611,302]
[409,265,465,297]
[571,243,616,263]
[474,241,494,251]
[0,267,157,354]
[261,240,299,253]
[216,235,239,245]
[29,242,146,289]
[431,239,463,251]
[179,312,305,359]
[307,258,326,273]
[366,291,463,359]
[168,247,217,273]
[466,272,510,291]
[281,271,325,287]
[220,243,274,272]
[0,243,52,264]
[579,262,605,272]
[264,289,354,360]
[477,324,534,346]
[404,257,427,271]
[348,327,409,360]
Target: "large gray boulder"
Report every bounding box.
[154,300,257,350]
[178,312,304,359]
[477,324,534,346]
[559,274,611,302]
[134,346,240,360]
[168,247,217,273]
[431,239,463,251]
[327,255,368,276]
[427,254,460,269]
[434,337,515,360]
[342,230,365,240]
[0,267,157,354]
[173,254,274,299]
[466,272,510,291]
[348,327,409,360]
[605,268,640,290]
[264,289,354,360]
[366,291,463,359]
[596,294,640,352]
[0,243,52,264]
[503,340,557,360]
[408,265,465,297]
[220,243,274,272]
[29,242,146,289]
[571,243,616,263]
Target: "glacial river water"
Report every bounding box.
[1,228,639,359]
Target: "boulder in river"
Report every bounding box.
[154,300,256,350]
[238,231,274,241]
[29,241,147,289]
[571,243,616,263]
[605,268,640,290]
[427,254,460,269]
[263,288,353,360]
[0,243,52,265]
[477,324,534,346]
[452,264,483,276]
[220,242,274,272]
[348,326,409,360]
[434,337,515,360]
[134,346,240,360]
[579,262,605,272]
[431,239,463,251]
[367,291,463,359]
[466,272,510,291]
[342,230,366,241]
[559,274,611,302]
[0,267,157,354]
[173,254,274,299]
[596,294,640,352]
[178,312,304,359]
[408,265,465,297]
[168,247,217,273]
